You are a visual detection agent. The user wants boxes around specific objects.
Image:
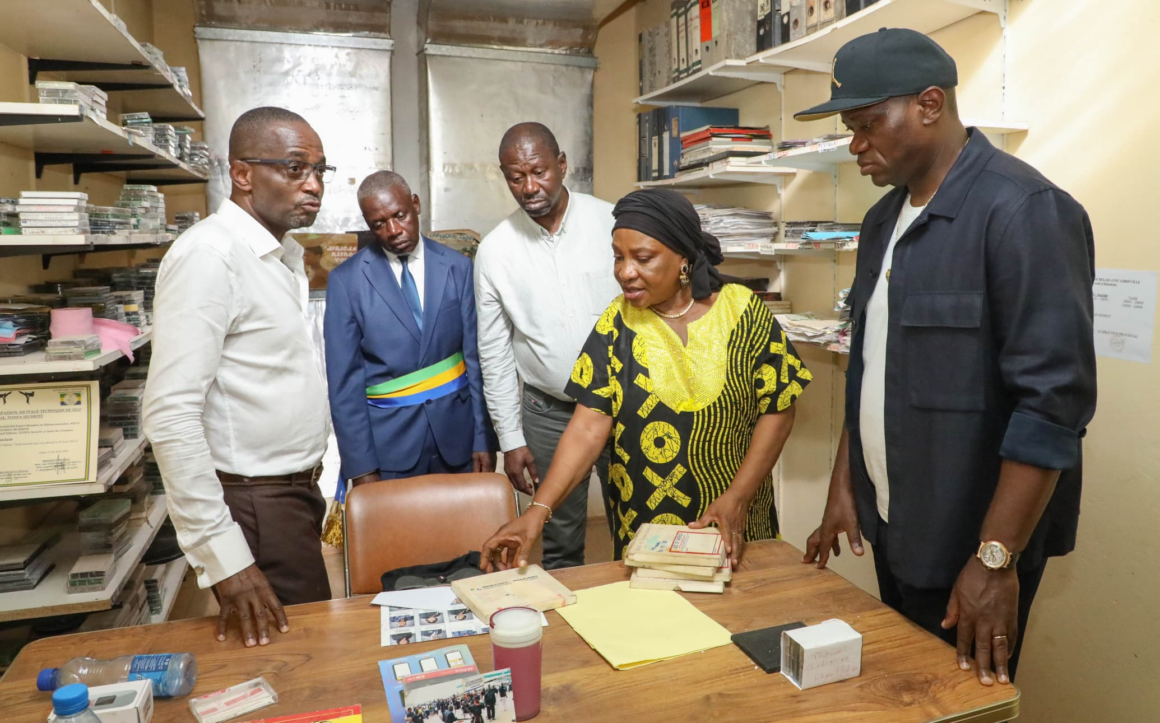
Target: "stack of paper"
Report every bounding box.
[776,313,849,352]
[17,191,90,235]
[555,581,733,669]
[624,524,731,593]
[695,205,778,253]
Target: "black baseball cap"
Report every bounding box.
[794,28,957,121]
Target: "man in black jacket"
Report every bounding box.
[484,686,497,721]
[799,29,1096,688]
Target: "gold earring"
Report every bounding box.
[679,263,691,288]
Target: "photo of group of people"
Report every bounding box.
[404,669,515,723]
[384,602,488,647]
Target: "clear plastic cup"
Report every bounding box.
[490,607,542,721]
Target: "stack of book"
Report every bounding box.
[17,191,90,235]
[625,523,732,594]
[78,499,132,559]
[678,126,773,173]
[44,334,102,362]
[117,186,166,233]
[0,303,50,356]
[0,528,60,593]
[35,81,108,121]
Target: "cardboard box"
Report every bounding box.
[781,619,863,690]
[48,680,153,723]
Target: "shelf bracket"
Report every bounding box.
[27,58,152,85]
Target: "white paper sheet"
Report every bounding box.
[1093,269,1158,363]
[370,586,460,610]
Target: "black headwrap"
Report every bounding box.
[611,188,724,300]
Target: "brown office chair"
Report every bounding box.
[344,473,519,596]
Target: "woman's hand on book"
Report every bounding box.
[481,505,550,572]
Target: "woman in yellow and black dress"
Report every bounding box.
[481,188,811,568]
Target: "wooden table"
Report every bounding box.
[0,541,1018,722]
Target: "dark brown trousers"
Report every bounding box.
[221,478,332,605]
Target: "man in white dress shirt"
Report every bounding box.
[475,123,621,569]
[143,107,333,647]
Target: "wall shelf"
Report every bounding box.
[637,160,794,188]
[0,496,168,623]
[0,331,151,378]
[0,0,204,122]
[750,0,1004,74]
[0,103,207,185]
[634,0,1003,107]
[635,59,784,107]
[0,436,149,504]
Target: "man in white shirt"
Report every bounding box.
[143,106,334,647]
[475,123,622,569]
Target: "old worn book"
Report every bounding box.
[624,524,725,569]
[450,564,576,621]
[629,568,724,594]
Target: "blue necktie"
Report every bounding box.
[399,255,423,331]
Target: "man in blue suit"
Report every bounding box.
[325,171,497,486]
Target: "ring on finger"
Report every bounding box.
[992,635,1008,642]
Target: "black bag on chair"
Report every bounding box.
[380,551,485,592]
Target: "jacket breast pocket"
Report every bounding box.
[901,292,987,411]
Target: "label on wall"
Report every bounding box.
[1093,269,1158,363]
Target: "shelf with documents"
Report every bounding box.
[796,339,850,355]
[0,0,204,122]
[0,496,168,623]
[635,59,785,107]
[768,240,860,255]
[760,120,1026,172]
[149,557,189,625]
[0,103,208,186]
[749,0,1004,75]
[0,436,150,504]
[0,330,151,378]
[636,160,795,189]
[634,0,1002,107]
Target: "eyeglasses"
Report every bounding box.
[241,158,336,184]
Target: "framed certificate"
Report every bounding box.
[0,380,100,486]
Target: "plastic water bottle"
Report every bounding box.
[50,684,101,722]
[37,653,197,698]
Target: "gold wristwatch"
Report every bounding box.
[976,540,1020,571]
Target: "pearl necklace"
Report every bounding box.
[650,297,696,319]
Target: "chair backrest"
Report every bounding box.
[345,472,518,595]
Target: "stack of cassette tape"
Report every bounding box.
[78,498,133,560]
[64,285,120,321]
[121,112,152,140]
[152,124,179,158]
[17,191,90,236]
[188,141,211,171]
[117,185,166,233]
[175,211,200,233]
[103,380,146,440]
[0,197,17,234]
[0,528,60,593]
[87,205,134,235]
[110,290,147,330]
[67,554,117,595]
[98,424,126,470]
[44,334,102,362]
[35,81,108,121]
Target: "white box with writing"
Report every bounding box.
[780,619,862,690]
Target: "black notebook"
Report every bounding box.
[731,622,806,673]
